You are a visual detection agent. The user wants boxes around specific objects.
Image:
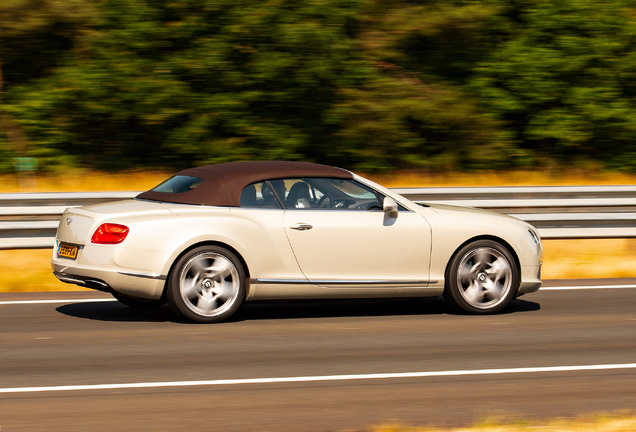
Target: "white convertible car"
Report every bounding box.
[52,161,542,322]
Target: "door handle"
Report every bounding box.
[290,223,313,231]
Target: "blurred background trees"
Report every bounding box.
[1,0,636,173]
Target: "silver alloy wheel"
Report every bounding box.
[179,252,240,318]
[456,246,513,310]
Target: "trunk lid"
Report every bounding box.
[56,199,172,245]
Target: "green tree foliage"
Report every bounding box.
[471,0,636,168]
[2,0,636,172]
[328,0,515,171]
[4,0,371,170]
[0,0,93,169]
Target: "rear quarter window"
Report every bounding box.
[152,176,203,193]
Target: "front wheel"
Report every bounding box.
[167,246,245,323]
[444,240,519,314]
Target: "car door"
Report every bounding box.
[282,178,432,287]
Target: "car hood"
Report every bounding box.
[423,202,526,224]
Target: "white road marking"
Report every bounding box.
[0,298,116,305]
[541,285,636,290]
[1,363,635,394]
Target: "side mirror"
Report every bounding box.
[383,197,398,218]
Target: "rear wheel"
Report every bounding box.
[167,246,245,323]
[444,240,519,314]
[112,292,165,309]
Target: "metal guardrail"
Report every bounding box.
[0,192,138,249]
[1,187,635,249]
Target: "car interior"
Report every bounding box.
[240,178,385,210]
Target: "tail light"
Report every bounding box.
[91,223,129,244]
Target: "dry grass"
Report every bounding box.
[0,249,91,293]
[0,170,170,193]
[3,168,636,193]
[542,239,636,279]
[365,413,636,432]
[369,169,636,188]
[1,239,634,293]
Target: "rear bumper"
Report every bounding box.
[51,262,165,300]
[54,270,113,292]
[51,237,168,300]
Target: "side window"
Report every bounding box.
[240,178,395,211]
[240,181,283,209]
[283,178,384,210]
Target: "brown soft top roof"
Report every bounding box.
[136,161,353,207]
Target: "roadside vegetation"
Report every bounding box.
[3,0,636,175]
[4,167,636,193]
[362,413,636,432]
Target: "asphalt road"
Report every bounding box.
[1,279,636,431]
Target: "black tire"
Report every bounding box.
[167,245,246,323]
[112,292,166,309]
[444,240,519,314]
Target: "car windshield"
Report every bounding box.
[307,178,378,201]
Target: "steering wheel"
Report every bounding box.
[364,204,383,211]
[357,201,383,211]
[317,194,334,208]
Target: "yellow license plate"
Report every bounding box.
[57,243,78,260]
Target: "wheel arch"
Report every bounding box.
[162,240,251,301]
